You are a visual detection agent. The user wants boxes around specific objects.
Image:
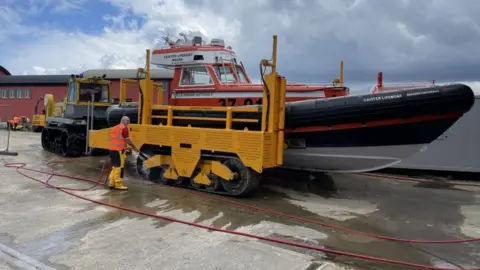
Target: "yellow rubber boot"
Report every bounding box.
[108,167,117,188]
[113,168,128,190]
[114,179,128,190]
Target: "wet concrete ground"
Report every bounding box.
[0,130,479,270]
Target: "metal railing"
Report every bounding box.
[150,105,260,129]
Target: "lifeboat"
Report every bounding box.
[106,84,474,172]
[151,35,349,107]
[103,35,475,173]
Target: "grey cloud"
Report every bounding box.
[178,0,480,84]
[4,0,479,85]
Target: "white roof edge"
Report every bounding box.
[81,68,174,79]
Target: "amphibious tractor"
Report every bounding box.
[40,75,113,157]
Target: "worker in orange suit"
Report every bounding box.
[108,116,139,190]
[10,116,19,129]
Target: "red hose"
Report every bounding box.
[3,161,480,270]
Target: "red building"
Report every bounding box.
[0,66,173,121]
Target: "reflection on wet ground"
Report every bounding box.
[1,135,479,270]
[412,181,462,190]
[32,154,479,270]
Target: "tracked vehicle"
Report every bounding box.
[41,75,112,157]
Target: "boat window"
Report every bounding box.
[213,65,236,83]
[179,66,213,85]
[235,66,248,83]
[78,83,110,102]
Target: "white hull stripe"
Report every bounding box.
[172,91,326,99]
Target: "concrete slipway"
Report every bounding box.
[0,130,479,270]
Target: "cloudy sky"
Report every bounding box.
[1,0,479,93]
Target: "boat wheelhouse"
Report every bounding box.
[151,35,349,107]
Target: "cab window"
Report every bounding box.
[78,83,110,102]
[235,66,248,83]
[67,82,76,102]
[213,65,236,83]
[179,66,213,85]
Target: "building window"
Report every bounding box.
[0,89,32,99]
[23,89,31,99]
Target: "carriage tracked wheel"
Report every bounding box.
[189,170,222,191]
[220,159,260,196]
[205,174,222,192]
[136,155,165,183]
[135,150,173,185]
[190,169,203,189]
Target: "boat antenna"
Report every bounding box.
[161,33,176,46]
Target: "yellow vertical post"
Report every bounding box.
[276,76,286,165]
[167,106,173,126]
[140,49,153,125]
[339,60,344,86]
[261,35,278,133]
[261,90,267,132]
[259,34,287,167]
[260,34,286,167]
[226,108,232,129]
[146,49,151,80]
[267,35,278,133]
[271,35,277,74]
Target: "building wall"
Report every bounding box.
[0,85,66,121]
[0,79,172,121]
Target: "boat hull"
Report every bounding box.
[282,144,426,173]
[282,116,460,173]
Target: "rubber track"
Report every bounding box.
[41,128,85,158]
